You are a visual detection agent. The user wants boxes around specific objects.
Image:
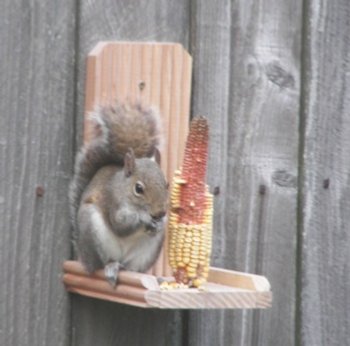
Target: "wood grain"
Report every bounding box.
[189,0,302,345]
[299,1,350,345]
[188,3,234,344]
[146,285,271,310]
[72,295,185,346]
[72,2,191,345]
[0,0,76,345]
[63,261,272,309]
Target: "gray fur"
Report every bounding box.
[69,102,167,279]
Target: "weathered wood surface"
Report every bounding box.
[72,2,190,346]
[300,0,350,345]
[72,295,184,346]
[189,0,302,345]
[2,0,350,345]
[0,0,76,345]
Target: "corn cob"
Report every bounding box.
[168,117,213,288]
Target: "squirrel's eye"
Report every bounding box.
[134,181,145,196]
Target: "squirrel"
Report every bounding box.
[69,102,168,286]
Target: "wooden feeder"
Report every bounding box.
[63,42,272,309]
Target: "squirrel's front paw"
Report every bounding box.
[104,262,123,287]
[145,220,163,236]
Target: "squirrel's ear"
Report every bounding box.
[153,148,161,166]
[124,148,135,177]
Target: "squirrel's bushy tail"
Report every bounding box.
[69,102,161,237]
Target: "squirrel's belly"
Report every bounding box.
[91,210,123,262]
[119,228,163,272]
[95,220,162,271]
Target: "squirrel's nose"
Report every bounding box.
[152,211,166,221]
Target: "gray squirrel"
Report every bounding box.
[69,102,168,285]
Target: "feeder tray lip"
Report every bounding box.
[62,261,272,310]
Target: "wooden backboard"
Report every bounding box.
[83,42,192,276]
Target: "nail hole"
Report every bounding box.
[213,186,220,196]
[259,184,266,195]
[36,186,45,197]
[139,81,146,91]
[323,178,330,189]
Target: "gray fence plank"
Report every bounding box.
[189,0,302,345]
[300,1,350,345]
[72,1,190,345]
[73,296,184,345]
[188,2,235,345]
[0,1,76,345]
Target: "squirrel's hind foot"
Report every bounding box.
[104,261,123,288]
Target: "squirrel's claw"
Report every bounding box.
[104,262,122,287]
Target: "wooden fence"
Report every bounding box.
[1,1,349,345]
